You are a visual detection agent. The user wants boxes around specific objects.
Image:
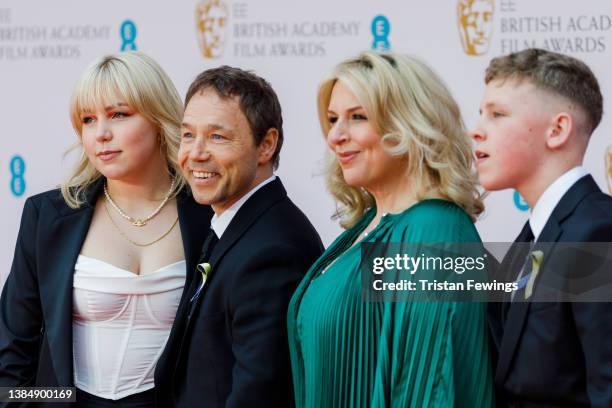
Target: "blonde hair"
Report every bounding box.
[317,51,484,228]
[485,48,602,135]
[61,51,185,208]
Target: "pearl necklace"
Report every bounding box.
[103,177,175,227]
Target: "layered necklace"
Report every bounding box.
[104,177,175,227]
[103,178,179,247]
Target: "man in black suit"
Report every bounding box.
[155,66,323,407]
[471,48,612,407]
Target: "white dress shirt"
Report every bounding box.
[211,175,276,238]
[529,166,589,241]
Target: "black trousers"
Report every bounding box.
[75,388,155,408]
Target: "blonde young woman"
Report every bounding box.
[0,52,212,406]
[287,51,494,407]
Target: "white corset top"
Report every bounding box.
[72,255,186,400]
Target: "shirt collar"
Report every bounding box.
[529,166,588,241]
[210,175,276,238]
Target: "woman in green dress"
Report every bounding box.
[287,51,494,407]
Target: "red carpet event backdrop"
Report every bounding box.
[1,0,611,285]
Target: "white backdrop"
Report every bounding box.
[1,0,611,285]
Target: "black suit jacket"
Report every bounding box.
[0,179,213,407]
[494,175,612,407]
[155,178,323,408]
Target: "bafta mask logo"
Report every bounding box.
[195,0,228,59]
[457,0,494,56]
[606,145,612,194]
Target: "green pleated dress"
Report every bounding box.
[287,199,494,408]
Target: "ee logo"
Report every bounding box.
[9,155,26,197]
[120,19,138,51]
[513,190,529,212]
[371,15,391,51]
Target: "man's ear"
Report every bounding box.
[257,128,279,165]
[546,112,572,150]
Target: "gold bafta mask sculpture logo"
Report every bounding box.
[195,0,228,58]
[606,145,612,194]
[457,0,494,56]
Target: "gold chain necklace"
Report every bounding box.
[103,177,175,227]
[104,200,179,247]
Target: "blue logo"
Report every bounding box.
[9,155,26,197]
[371,15,391,51]
[120,20,138,51]
[513,190,529,212]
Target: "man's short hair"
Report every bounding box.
[485,48,603,134]
[185,66,284,169]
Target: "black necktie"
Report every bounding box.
[515,222,535,281]
[502,221,535,321]
[199,227,219,265]
[516,221,534,244]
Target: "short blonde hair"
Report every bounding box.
[317,51,484,228]
[485,48,602,135]
[61,51,184,208]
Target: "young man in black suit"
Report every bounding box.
[471,48,612,407]
[154,66,323,407]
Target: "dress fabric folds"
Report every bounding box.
[288,199,494,408]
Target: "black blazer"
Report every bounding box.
[0,179,213,406]
[494,175,612,407]
[155,178,323,408]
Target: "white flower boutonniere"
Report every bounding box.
[190,262,212,302]
[525,250,544,300]
[198,262,212,279]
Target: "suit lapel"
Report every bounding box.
[495,295,530,384]
[496,230,563,384]
[152,189,212,384]
[208,179,287,268]
[177,190,214,288]
[496,175,600,384]
[522,175,601,302]
[39,181,103,385]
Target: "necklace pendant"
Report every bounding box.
[132,219,147,227]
